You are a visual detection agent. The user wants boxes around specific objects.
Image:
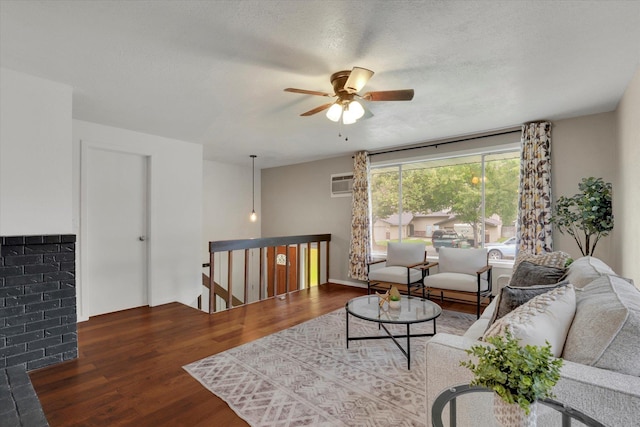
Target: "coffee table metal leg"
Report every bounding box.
[406,324,411,370]
[346,310,349,349]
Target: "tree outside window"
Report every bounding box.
[370,151,520,257]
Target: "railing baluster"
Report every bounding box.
[227,250,233,309]
[306,242,311,288]
[326,241,330,285]
[244,249,249,304]
[209,252,215,314]
[285,244,290,294]
[316,242,321,286]
[296,243,301,290]
[259,247,264,299]
[270,246,276,296]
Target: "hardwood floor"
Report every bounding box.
[29,284,480,427]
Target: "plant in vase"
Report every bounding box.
[460,331,563,426]
[389,286,401,309]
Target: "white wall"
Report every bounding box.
[73,120,203,320]
[261,155,356,285]
[551,112,618,268]
[615,67,640,284]
[203,159,260,254]
[0,67,73,235]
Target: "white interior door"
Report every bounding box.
[84,146,148,317]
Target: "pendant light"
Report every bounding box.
[250,155,257,222]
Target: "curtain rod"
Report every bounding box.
[368,129,521,157]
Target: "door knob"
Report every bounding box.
[139,236,146,241]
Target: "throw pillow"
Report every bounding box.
[483,285,576,357]
[513,251,571,270]
[508,261,566,288]
[492,281,568,323]
[562,274,640,376]
[563,256,615,288]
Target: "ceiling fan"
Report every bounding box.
[284,67,414,125]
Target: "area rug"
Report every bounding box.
[184,308,475,427]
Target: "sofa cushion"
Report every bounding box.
[513,250,571,270]
[508,261,566,287]
[483,285,576,357]
[463,298,498,340]
[492,281,568,322]
[564,256,615,288]
[562,275,640,376]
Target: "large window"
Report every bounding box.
[370,150,520,259]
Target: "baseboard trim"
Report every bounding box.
[329,278,367,289]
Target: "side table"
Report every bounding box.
[431,384,605,427]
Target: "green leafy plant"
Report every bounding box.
[460,331,563,414]
[389,295,401,301]
[551,177,613,256]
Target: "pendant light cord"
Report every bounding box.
[250,155,257,212]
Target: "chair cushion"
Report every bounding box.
[508,261,566,287]
[483,285,576,357]
[438,247,488,276]
[385,242,426,267]
[562,274,640,376]
[424,272,489,292]
[368,266,423,284]
[564,256,615,288]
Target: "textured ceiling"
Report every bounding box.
[1,0,639,169]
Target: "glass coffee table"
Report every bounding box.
[345,295,442,369]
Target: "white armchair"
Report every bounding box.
[423,247,493,318]
[367,242,427,297]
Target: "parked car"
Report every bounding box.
[485,236,517,259]
[432,230,469,252]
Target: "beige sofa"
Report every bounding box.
[425,256,640,426]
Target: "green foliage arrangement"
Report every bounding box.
[551,177,614,256]
[460,332,563,415]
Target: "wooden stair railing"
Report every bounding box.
[205,234,331,314]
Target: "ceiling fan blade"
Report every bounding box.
[300,103,334,116]
[362,89,414,101]
[344,67,374,94]
[284,88,332,97]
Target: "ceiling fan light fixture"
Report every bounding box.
[349,100,365,120]
[326,103,342,122]
[342,107,357,125]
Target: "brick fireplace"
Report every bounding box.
[0,235,78,370]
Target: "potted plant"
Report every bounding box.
[460,331,563,426]
[551,177,614,256]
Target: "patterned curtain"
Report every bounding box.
[517,122,553,255]
[348,151,371,281]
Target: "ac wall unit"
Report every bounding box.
[331,173,354,197]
